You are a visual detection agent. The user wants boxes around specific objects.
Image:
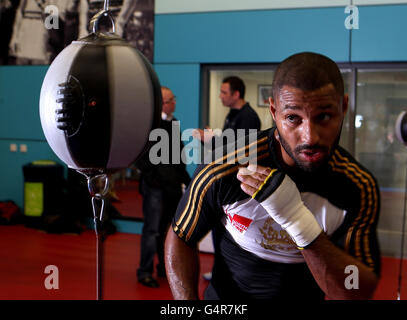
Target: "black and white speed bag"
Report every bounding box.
[396,111,407,146]
[39,33,162,171]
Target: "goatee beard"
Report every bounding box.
[276,127,341,173]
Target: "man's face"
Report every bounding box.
[219,82,238,107]
[162,88,176,115]
[270,84,348,172]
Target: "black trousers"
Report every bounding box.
[137,178,182,280]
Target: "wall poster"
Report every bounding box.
[0,0,154,65]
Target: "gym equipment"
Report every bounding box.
[39,0,161,300]
[396,111,407,145]
[39,12,161,171]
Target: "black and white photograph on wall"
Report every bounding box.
[0,0,154,66]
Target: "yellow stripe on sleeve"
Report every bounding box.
[329,151,378,270]
[175,136,269,229]
[252,169,277,199]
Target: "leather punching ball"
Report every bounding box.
[39,30,161,171]
[38,6,162,301]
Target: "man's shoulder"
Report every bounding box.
[242,103,261,127]
[242,103,260,116]
[198,128,274,172]
[328,145,379,190]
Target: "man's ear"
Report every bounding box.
[233,90,240,100]
[269,97,277,121]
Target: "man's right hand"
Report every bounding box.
[192,127,215,143]
[237,164,322,249]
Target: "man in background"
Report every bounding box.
[136,86,191,288]
[194,76,261,146]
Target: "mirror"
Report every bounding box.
[108,166,144,221]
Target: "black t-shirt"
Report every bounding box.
[223,103,261,132]
[137,118,191,190]
[172,127,381,299]
[205,103,261,154]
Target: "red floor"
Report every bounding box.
[112,179,143,220]
[0,223,406,300]
[0,224,213,300]
[1,178,406,300]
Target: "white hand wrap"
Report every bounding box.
[259,174,322,248]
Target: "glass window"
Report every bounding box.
[208,69,275,131]
[203,64,407,297]
[207,68,353,150]
[355,69,407,257]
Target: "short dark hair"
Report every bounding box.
[223,76,245,99]
[272,52,344,99]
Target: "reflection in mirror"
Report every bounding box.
[109,165,143,221]
[3,65,406,300]
[354,69,407,299]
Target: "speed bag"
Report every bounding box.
[39,33,162,171]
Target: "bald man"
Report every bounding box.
[165,52,380,300]
[137,86,191,288]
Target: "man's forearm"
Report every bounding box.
[165,230,200,300]
[301,233,378,300]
